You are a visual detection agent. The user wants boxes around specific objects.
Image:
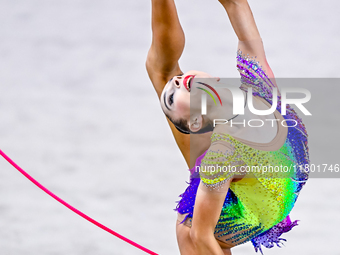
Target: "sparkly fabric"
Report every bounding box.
[251,215,299,254]
[175,50,309,253]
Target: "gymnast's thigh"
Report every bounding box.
[176,215,234,253]
[176,218,196,255]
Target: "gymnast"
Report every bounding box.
[146,0,309,254]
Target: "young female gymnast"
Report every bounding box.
[146,0,309,254]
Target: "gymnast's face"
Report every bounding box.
[160,70,214,124]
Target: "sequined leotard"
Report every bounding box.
[176,49,309,253]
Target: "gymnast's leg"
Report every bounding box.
[176,220,197,255]
[176,218,233,255]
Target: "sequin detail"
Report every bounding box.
[251,215,299,254]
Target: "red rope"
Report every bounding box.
[0,149,158,255]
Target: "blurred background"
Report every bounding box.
[0,0,339,254]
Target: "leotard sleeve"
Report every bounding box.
[199,137,245,189]
[237,39,271,74]
[237,39,280,97]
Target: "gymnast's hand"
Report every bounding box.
[218,0,247,5]
[217,0,260,42]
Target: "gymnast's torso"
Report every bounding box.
[176,51,310,252]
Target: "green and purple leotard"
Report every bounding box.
[176,51,309,253]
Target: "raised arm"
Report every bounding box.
[146,0,194,167]
[146,0,185,97]
[219,0,276,79]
